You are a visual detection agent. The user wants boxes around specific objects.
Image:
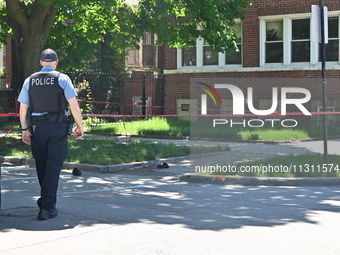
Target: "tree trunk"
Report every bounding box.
[5,1,56,84]
[12,28,44,85]
[21,31,46,78]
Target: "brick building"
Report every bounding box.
[0,35,15,111]
[162,0,340,127]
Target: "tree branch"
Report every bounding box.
[18,1,29,19]
[5,0,28,29]
[40,6,57,44]
[30,2,53,29]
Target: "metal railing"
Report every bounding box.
[0,76,12,91]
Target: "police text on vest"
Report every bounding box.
[31,77,55,86]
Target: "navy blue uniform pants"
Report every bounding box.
[31,119,68,210]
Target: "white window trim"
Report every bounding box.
[177,46,196,69]
[260,12,340,67]
[177,20,242,70]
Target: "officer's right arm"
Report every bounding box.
[19,103,31,145]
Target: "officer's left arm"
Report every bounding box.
[59,73,84,139]
[19,103,31,145]
[68,97,84,139]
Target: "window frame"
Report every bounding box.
[264,19,284,64]
[177,20,242,69]
[260,12,340,67]
[321,16,339,62]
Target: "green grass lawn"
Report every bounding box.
[0,136,228,165]
[2,117,340,177]
[4,117,340,141]
[87,117,340,141]
[88,117,190,137]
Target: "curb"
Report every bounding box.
[0,156,35,167]
[0,155,190,174]
[179,174,340,186]
[86,132,190,141]
[87,133,340,145]
[64,156,190,173]
[2,155,340,186]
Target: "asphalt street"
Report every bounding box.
[1,161,340,255]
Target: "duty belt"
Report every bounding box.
[33,115,49,120]
[33,113,68,122]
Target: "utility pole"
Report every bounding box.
[320,0,328,164]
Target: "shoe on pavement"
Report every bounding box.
[157,162,169,168]
[72,168,82,176]
[37,207,58,220]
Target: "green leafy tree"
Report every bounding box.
[136,0,251,51]
[0,0,59,86]
[46,0,141,73]
[0,0,250,88]
[0,0,140,86]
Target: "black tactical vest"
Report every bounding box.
[29,71,68,113]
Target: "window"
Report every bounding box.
[143,32,155,44]
[321,17,339,61]
[178,21,242,69]
[203,39,218,65]
[182,47,196,66]
[265,20,283,63]
[260,14,340,66]
[291,19,310,62]
[142,32,156,66]
[226,23,242,65]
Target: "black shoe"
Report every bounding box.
[72,168,82,176]
[37,208,58,220]
[157,162,169,168]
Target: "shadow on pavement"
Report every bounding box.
[1,169,339,232]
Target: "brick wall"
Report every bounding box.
[162,0,340,125]
[164,46,177,70]
[164,70,340,126]
[164,70,340,114]
[164,0,340,70]
[241,0,340,67]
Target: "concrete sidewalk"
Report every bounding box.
[179,138,340,186]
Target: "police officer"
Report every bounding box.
[18,48,84,220]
